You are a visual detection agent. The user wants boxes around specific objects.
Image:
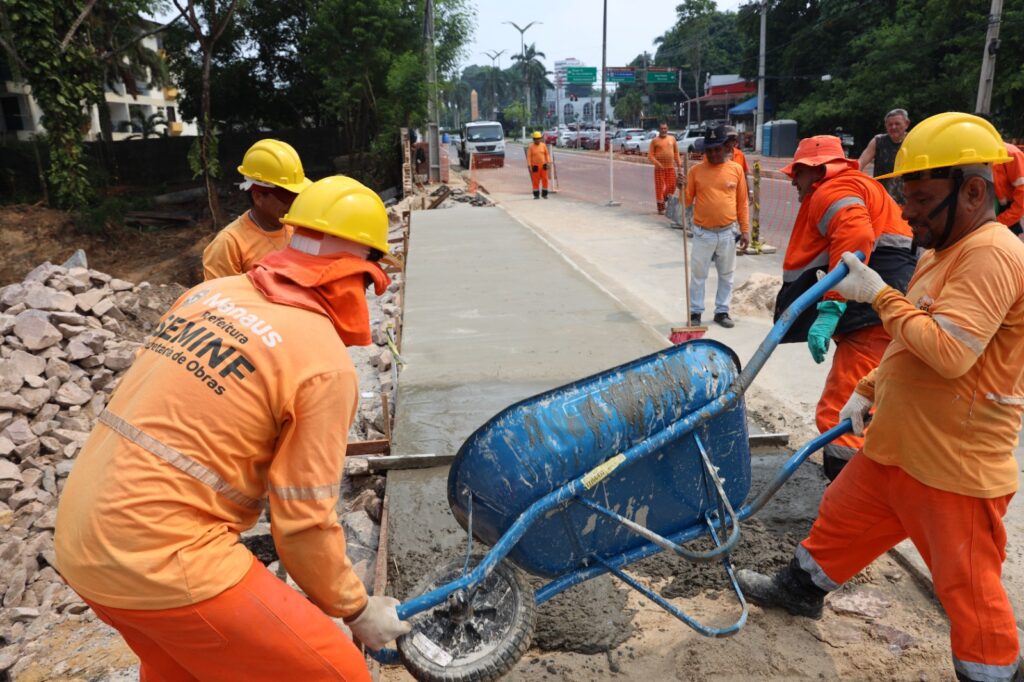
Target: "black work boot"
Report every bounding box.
[714,312,735,328]
[737,558,827,619]
[542,189,549,198]
[657,202,666,214]
[533,190,540,199]
[690,313,701,326]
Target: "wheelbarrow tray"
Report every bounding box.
[447,338,749,578]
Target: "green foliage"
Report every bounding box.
[613,89,643,125]
[187,132,220,180]
[78,197,130,235]
[502,102,528,130]
[0,1,104,209]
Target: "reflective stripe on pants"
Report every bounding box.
[800,454,1019,677]
[79,558,371,682]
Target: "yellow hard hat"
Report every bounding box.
[237,139,314,194]
[876,112,1012,180]
[281,175,389,253]
[532,131,542,139]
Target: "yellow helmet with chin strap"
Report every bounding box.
[237,139,314,193]
[875,112,1011,180]
[281,175,389,253]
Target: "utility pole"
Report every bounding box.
[603,0,618,206]
[755,0,767,153]
[975,0,1003,115]
[425,0,441,182]
[483,49,506,120]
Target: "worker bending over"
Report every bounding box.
[203,139,313,279]
[774,135,916,480]
[740,113,1024,682]
[648,121,681,214]
[527,131,551,199]
[55,176,410,680]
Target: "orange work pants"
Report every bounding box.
[80,558,370,682]
[530,166,549,190]
[815,324,891,462]
[653,166,677,205]
[799,454,1019,679]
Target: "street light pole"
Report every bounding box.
[483,49,507,120]
[425,0,441,183]
[755,0,767,153]
[503,20,541,135]
[602,0,619,207]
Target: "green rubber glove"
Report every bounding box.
[807,300,846,364]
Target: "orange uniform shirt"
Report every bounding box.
[648,135,680,169]
[203,212,294,280]
[993,142,1024,227]
[731,147,750,174]
[857,222,1024,498]
[55,275,368,617]
[685,161,749,233]
[526,142,551,167]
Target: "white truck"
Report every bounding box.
[459,121,505,169]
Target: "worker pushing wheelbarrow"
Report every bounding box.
[372,257,864,682]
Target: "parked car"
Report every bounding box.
[623,130,655,154]
[636,130,664,156]
[612,128,645,153]
[543,129,559,145]
[675,129,704,154]
[581,129,611,150]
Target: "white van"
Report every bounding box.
[459,121,505,168]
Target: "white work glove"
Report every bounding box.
[839,390,873,437]
[346,596,411,650]
[830,252,888,304]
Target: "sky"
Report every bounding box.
[463,0,746,75]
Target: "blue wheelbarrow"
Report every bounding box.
[373,258,862,681]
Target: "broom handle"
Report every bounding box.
[681,153,692,318]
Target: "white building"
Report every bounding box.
[546,58,613,126]
[0,29,196,142]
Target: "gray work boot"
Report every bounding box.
[737,559,827,620]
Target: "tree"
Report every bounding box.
[0,1,104,209]
[511,43,551,126]
[173,0,240,227]
[613,88,642,125]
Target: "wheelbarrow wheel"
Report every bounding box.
[397,553,535,682]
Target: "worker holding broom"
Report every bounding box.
[527,131,551,199]
[54,175,410,680]
[203,139,313,279]
[773,135,917,480]
[741,113,1024,682]
[649,121,681,214]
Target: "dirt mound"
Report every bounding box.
[0,203,221,289]
[730,272,782,319]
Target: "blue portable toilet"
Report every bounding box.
[762,122,774,157]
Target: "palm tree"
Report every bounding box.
[511,44,550,126]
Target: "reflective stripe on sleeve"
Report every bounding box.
[783,250,829,283]
[874,232,913,250]
[817,196,866,236]
[99,409,263,510]
[985,393,1024,406]
[933,314,986,356]
[1012,177,1024,187]
[269,482,341,501]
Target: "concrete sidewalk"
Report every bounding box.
[487,187,1024,641]
[387,203,667,598]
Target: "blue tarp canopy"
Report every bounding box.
[728,96,773,116]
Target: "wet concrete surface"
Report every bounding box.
[387,205,667,652]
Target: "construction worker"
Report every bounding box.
[527,130,551,199]
[723,125,749,175]
[685,125,750,328]
[54,175,410,680]
[203,139,313,280]
[994,141,1024,234]
[648,121,681,214]
[774,135,917,480]
[739,113,1024,682]
[858,108,910,204]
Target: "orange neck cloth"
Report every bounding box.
[248,249,391,346]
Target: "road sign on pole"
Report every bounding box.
[606,68,635,83]
[646,68,676,84]
[566,67,598,84]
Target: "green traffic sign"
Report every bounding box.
[566,67,598,84]
[646,70,676,84]
[606,68,635,83]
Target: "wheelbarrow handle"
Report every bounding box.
[729,251,864,395]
